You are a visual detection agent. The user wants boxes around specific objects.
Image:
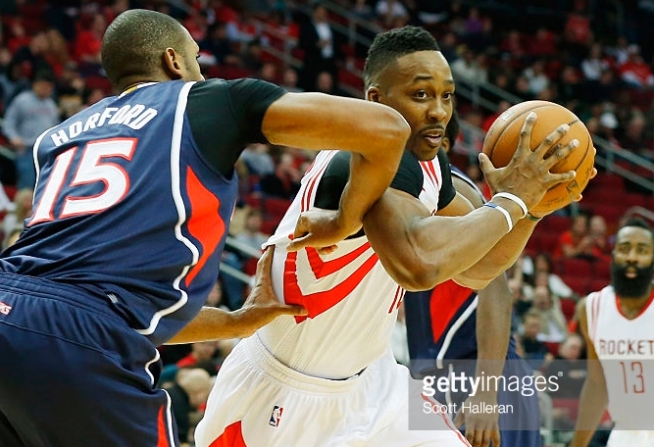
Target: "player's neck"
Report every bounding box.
[618,286,654,319]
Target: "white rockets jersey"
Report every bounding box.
[586,286,654,429]
[418,159,444,214]
[259,150,438,379]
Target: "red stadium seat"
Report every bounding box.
[559,257,593,277]
[559,298,577,322]
[560,274,589,296]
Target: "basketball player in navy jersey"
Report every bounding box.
[405,113,542,447]
[0,9,414,447]
[571,218,654,447]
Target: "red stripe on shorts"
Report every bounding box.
[208,421,247,447]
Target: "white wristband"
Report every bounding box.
[484,202,513,233]
[492,192,528,218]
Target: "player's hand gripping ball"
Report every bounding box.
[482,100,596,216]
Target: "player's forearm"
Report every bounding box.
[475,275,512,380]
[336,152,402,234]
[569,379,609,447]
[165,307,244,344]
[458,218,538,283]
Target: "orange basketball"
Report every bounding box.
[482,100,595,216]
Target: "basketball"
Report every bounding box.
[482,100,595,216]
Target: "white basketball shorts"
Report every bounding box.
[194,334,470,447]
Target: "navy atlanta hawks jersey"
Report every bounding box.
[0,79,283,345]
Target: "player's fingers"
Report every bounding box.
[477,153,496,177]
[292,214,310,240]
[286,234,314,252]
[515,112,538,157]
[589,164,598,179]
[273,304,308,317]
[544,139,579,169]
[256,246,274,276]
[533,123,569,158]
[468,428,485,447]
[492,429,501,447]
[545,170,576,189]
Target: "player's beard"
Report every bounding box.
[611,261,654,299]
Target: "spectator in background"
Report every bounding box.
[176,341,219,369]
[2,71,59,189]
[544,333,586,398]
[234,208,269,253]
[620,113,649,156]
[9,31,53,90]
[581,43,609,82]
[375,0,409,29]
[239,143,275,177]
[74,13,107,76]
[450,47,488,85]
[588,214,611,257]
[618,44,654,89]
[543,333,587,430]
[523,252,575,300]
[553,212,595,260]
[527,27,558,59]
[531,284,568,343]
[2,187,32,240]
[281,67,303,92]
[315,70,348,96]
[297,3,340,91]
[166,368,213,447]
[520,309,554,370]
[260,151,302,199]
[257,61,278,84]
[200,22,241,67]
[522,59,550,96]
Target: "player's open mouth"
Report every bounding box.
[423,134,442,148]
[625,268,638,278]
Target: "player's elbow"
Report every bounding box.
[393,251,447,292]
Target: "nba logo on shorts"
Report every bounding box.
[0,301,12,315]
[269,406,284,427]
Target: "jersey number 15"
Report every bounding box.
[30,138,136,225]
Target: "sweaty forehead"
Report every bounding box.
[391,51,454,85]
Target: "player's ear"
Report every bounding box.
[366,86,381,103]
[162,48,183,80]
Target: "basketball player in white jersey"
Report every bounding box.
[194,26,582,447]
[570,217,654,447]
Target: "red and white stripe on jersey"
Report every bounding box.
[586,290,602,344]
[258,150,406,379]
[419,158,444,214]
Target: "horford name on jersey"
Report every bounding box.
[50,104,158,147]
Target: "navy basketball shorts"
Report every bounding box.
[0,273,178,447]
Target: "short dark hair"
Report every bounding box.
[621,216,653,234]
[101,9,189,88]
[363,26,440,90]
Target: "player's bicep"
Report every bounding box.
[363,189,432,288]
